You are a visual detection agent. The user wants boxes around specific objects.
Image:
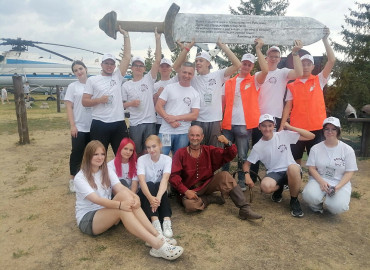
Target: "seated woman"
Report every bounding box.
[108,138,138,193]
[302,117,358,214]
[137,135,174,238]
[74,140,183,260]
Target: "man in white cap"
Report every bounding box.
[243,114,315,217]
[82,26,130,155]
[249,40,303,182]
[153,58,178,134]
[221,38,268,191]
[172,38,241,146]
[122,29,161,155]
[281,28,336,165]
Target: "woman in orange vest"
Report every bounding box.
[280,27,336,165]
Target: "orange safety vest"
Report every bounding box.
[287,74,327,131]
[222,74,260,130]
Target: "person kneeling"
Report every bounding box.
[243,114,315,218]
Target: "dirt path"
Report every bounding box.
[1,130,369,269]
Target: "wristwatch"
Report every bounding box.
[244,171,249,175]
[226,141,232,147]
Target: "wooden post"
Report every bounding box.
[12,75,30,144]
[56,85,61,113]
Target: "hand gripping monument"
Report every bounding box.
[99,3,326,51]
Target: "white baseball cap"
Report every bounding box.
[323,117,341,128]
[300,54,314,64]
[196,51,213,69]
[259,114,276,124]
[160,58,173,66]
[102,53,116,62]
[266,46,281,56]
[241,53,255,63]
[131,56,145,65]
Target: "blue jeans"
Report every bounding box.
[222,125,251,187]
[159,133,189,155]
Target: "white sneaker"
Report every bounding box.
[149,242,183,260]
[145,233,177,247]
[69,179,75,193]
[152,219,163,235]
[162,219,173,238]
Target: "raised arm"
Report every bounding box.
[172,39,195,73]
[150,28,162,79]
[287,40,303,80]
[217,37,241,77]
[321,27,336,79]
[284,122,315,141]
[255,38,268,84]
[118,25,131,77]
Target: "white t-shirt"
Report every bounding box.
[222,75,260,125]
[137,154,172,183]
[285,72,329,101]
[23,85,30,94]
[256,67,291,118]
[84,69,125,123]
[1,88,7,98]
[158,82,200,134]
[191,69,227,122]
[107,159,138,188]
[74,168,120,225]
[154,76,178,124]
[122,73,157,126]
[248,130,300,173]
[306,141,358,193]
[65,81,92,133]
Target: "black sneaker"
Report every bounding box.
[290,199,304,217]
[271,185,284,203]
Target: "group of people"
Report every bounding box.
[61,26,358,261]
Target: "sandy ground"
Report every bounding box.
[0,129,369,270]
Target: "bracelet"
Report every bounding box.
[292,52,298,56]
[244,171,249,175]
[185,47,190,52]
[119,201,122,210]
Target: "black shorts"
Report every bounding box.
[265,171,288,187]
[291,129,323,160]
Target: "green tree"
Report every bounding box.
[329,2,370,116]
[215,0,290,69]
[144,46,154,72]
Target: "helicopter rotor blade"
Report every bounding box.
[32,44,73,61]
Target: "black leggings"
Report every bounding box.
[70,132,90,176]
[138,182,172,222]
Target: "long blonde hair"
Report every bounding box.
[80,140,110,189]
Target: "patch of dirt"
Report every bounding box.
[1,130,369,269]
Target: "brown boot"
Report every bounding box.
[200,195,225,208]
[229,186,262,220]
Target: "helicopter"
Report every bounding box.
[0,38,130,96]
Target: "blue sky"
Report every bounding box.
[0,0,365,63]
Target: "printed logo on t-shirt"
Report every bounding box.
[334,157,345,167]
[309,83,315,92]
[156,169,163,182]
[268,77,277,84]
[183,97,191,106]
[110,79,117,87]
[140,84,148,92]
[244,83,251,90]
[208,79,216,86]
[278,144,288,153]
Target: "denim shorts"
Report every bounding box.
[78,210,98,236]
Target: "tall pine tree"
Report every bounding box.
[328,2,370,116]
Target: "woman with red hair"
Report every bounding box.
[108,138,139,193]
